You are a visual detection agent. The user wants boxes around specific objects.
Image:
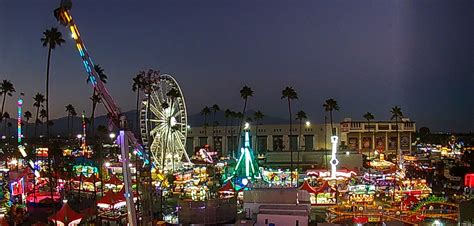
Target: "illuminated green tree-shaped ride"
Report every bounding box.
[231,131,261,186]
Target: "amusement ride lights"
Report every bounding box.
[54,2,147,224]
[330,136,339,179]
[17,94,40,178]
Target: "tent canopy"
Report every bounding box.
[48,202,83,224]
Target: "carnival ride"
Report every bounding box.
[140,74,191,171]
[53,1,152,224]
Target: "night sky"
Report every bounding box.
[1,0,473,132]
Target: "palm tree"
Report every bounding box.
[7,122,12,138]
[132,72,144,133]
[253,110,264,154]
[41,27,65,136]
[24,111,32,138]
[40,109,47,134]
[234,111,244,153]
[200,106,211,137]
[223,109,232,156]
[89,94,102,135]
[0,80,15,118]
[87,64,107,135]
[2,112,9,135]
[296,110,307,174]
[65,104,74,135]
[323,98,339,136]
[363,112,375,158]
[33,93,45,138]
[236,86,254,152]
[228,111,236,157]
[390,106,403,166]
[211,104,220,150]
[282,87,298,185]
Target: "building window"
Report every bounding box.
[213,136,222,153]
[265,219,268,224]
[378,125,389,130]
[304,135,314,150]
[273,135,283,151]
[199,137,207,147]
[186,137,194,156]
[257,136,267,154]
[227,136,237,153]
[296,220,299,226]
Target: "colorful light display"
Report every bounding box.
[330,136,339,179]
[233,131,260,180]
[17,94,23,144]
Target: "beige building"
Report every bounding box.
[186,123,338,156]
[339,118,416,154]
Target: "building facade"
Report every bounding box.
[186,123,337,157]
[339,118,416,154]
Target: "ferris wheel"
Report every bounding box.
[140,74,191,172]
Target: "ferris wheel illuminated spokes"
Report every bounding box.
[140,74,190,172]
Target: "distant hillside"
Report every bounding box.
[0,109,291,137]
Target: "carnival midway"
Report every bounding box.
[0,0,473,225]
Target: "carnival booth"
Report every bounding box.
[97,187,138,224]
[298,180,336,205]
[104,174,123,192]
[48,201,83,226]
[27,191,61,206]
[71,173,100,193]
[348,184,376,204]
[394,179,432,201]
[262,168,298,187]
[314,181,336,205]
[401,195,419,210]
[218,180,236,198]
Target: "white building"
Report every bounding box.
[242,188,311,219]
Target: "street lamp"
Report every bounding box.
[105,162,111,167]
[305,121,311,127]
[76,134,82,139]
[109,133,116,139]
[244,122,250,130]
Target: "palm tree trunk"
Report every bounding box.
[45,46,52,137]
[330,110,334,136]
[136,88,140,135]
[255,123,259,154]
[288,98,293,186]
[67,114,70,136]
[212,112,216,150]
[25,120,29,138]
[298,118,302,184]
[224,117,228,157]
[90,95,97,136]
[229,119,234,158]
[1,94,6,116]
[35,107,40,138]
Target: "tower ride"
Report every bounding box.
[54,1,149,224]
